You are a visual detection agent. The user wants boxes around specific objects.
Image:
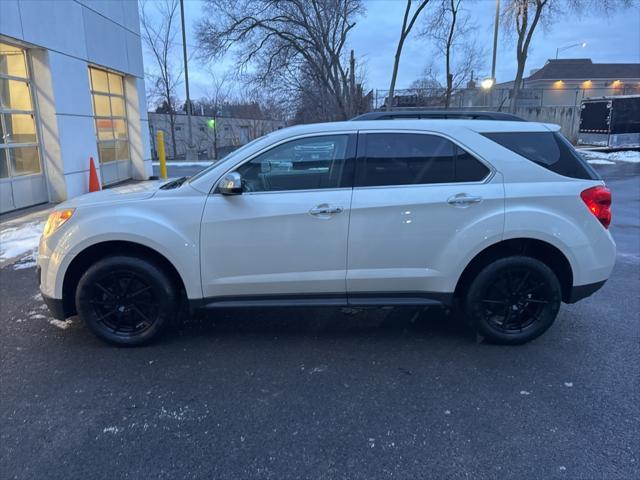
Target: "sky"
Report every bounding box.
[147,0,640,101]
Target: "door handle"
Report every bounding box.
[447,194,483,207]
[309,204,344,216]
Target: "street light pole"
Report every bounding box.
[555,42,587,59]
[491,0,500,82]
[179,0,194,159]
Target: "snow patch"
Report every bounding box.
[586,159,615,165]
[103,426,121,434]
[13,251,37,269]
[0,220,44,269]
[519,390,531,395]
[580,149,640,164]
[49,319,72,330]
[564,382,573,388]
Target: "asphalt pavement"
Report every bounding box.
[1,162,638,479]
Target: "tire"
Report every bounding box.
[464,256,562,345]
[75,255,178,346]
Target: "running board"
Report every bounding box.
[191,292,452,310]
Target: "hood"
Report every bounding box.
[60,180,168,209]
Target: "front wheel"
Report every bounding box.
[76,255,178,346]
[464,256,562,345]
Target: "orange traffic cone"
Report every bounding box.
[89,156,101,192]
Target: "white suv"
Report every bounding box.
[37,119,615,346]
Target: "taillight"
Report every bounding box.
[581,186,612,229]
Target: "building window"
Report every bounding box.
[240,125,250,143]
[88,66,129,164]
[0,41,42,178]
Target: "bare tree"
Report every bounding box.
[422,0,483,108]
[501,0,548,113]
[502,0,632,112]
[406,63,445,106]
[140,0,182,157]
[409,62,442,90]
[196,0,364,121]
[386,0,431,110]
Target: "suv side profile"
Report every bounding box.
[37,120,615,346]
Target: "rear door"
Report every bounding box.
[200,133,356,300]
[346,131,504,300]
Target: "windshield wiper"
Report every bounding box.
[159,176,188,190]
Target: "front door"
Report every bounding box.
[200,133,356,300]
[346,131,504,298]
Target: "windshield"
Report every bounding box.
[187,134,273,183]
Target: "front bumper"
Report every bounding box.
[42,291,67,320]
[37,265,67,320]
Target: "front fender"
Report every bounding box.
[41,197,205,300]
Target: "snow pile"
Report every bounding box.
[0,220,45,269]
[580,149,640,165]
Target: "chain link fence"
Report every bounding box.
[367,85,639,142]
[372,85,640,110]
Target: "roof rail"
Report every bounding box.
[351,110,526,122]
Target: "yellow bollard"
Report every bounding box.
[156,130,168,179]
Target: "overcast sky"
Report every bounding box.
[152,0,640,101]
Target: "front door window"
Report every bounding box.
[235,135,351,192]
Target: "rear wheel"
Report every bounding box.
[464,256,561,345]
[76,255,178,346]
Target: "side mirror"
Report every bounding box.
[218,172,243,195]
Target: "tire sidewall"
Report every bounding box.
[465,256,562,345]
[76,255,177,346]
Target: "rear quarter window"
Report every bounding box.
[482,131,599,180]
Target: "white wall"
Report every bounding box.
[0,0,151,203]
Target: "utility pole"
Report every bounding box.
[179,0,194,159]
[491,0,500,81]
[349,50,356,116]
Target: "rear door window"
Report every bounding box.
[356,133,489,187]
[482,131,599,180]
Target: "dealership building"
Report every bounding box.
[0,0,151,214]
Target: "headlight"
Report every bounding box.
[43,209,75,237]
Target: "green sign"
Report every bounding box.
[207,119,216,129]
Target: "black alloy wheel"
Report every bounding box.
[89,271,157,336]
[465,256,562,344]
[76,256,178,346]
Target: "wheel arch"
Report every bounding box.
[454,238,574,303]
[61,241,188,317]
